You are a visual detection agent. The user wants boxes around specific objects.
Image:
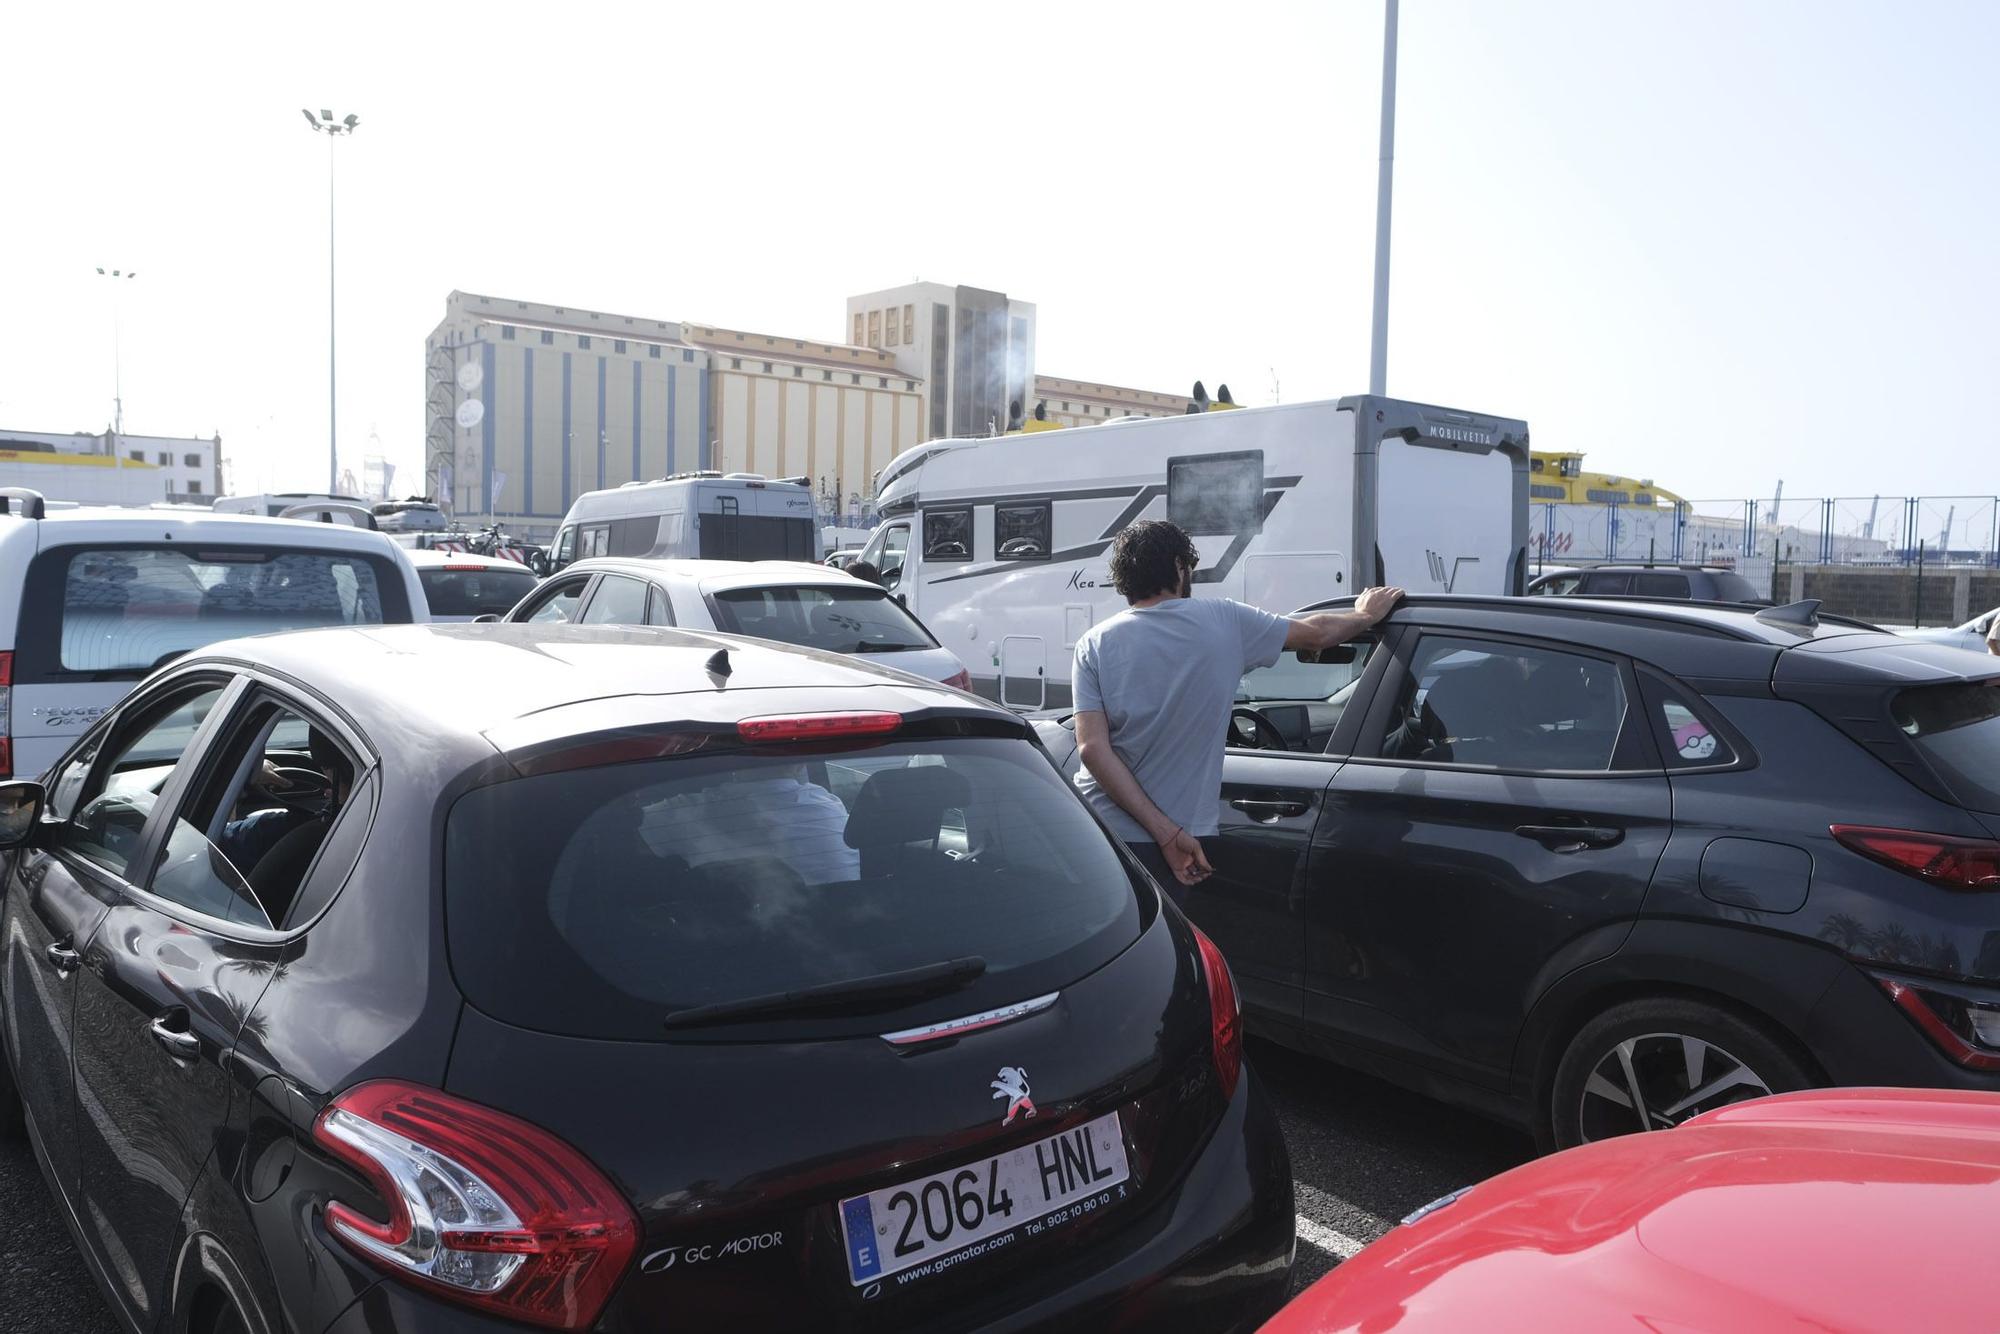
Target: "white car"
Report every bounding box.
[0,488,426,781]
[1905,606,1999,656]
[498,557,972,690]
[404,549,539,623]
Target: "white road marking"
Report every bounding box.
[1295,1214,1367,1260]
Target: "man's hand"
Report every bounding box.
[1354,585,1405,623]
[1162,828,1213,887]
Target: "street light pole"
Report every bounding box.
[1367,0,1399,397]
[94,267,138,441]
[302,108,359,493]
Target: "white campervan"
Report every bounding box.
[856,394,1530,709]
[548,472,820,572]
[0,488,426,781]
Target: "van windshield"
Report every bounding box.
[444,738,1144,1039]
[709,584,937,654]
[55,547,397,673]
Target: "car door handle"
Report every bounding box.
[43,942,82,973]
[1514,824,1623,852]
[148,1013,200,1061]
[1230,797,1311,820]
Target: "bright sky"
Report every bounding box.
[2,1,1994,504]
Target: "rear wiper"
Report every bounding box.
[844,641,919,653]
[661,956,986,1029]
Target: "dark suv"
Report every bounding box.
[0,625,1291,1334]
[1038,596,2000,1148]
[1528,563,1769,603]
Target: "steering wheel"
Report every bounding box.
[1229,707,1289,751]
[257,766,334,812]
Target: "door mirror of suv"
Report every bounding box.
[0,781,46,848]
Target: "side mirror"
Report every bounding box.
[472,613,502,624]
[0,781,46,849]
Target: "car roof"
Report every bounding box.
[563,557,866,592]
[0,505,405,555]
[189,623,992,751]
[402,548,534,571]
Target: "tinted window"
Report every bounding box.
[1580,571,1633,595]
[1633,573,1691,597]
[418,565,536,617]
[56,548,391,673]
[64,685,226,877]
[579,574,652,625]
[1530,573,1584,596]
[1642,674,1736,768]
[1168,450,1264,537]
[924,508,972,560]
[1706,571,1764,602]
[697,514,814,561]
[1894,681,2000,814]
[1382,636,1631,771]
[994,503,1050,560]
[609,517,658,556]
[710,585,936,654]
[445,739,1143,1040]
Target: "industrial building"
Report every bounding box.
[0,427,220,506]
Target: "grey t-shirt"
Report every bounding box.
[1072,597,1291,841]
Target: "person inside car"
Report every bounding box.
[1071,519,1401,897]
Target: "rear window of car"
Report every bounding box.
[709,584,938,655]
[1705,571,1763,602]
[444,738,1144,1040]
[418,564,536,617]
[43,546,404,675]
[1893,681,2000,814]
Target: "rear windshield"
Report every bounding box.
[418,564,536,617]
[445,738,1143,1039]
[50,547,401,674]
[1894,681,2000,814]
[709,585,937,654]
[1705,571,1763,602]
[697,513,815,561]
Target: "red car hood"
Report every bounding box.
[1265,1088,2000,1334]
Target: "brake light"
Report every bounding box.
[443,563,486,571]
[737,711,902,743]
[1192,927,1242,1100]
[1874,977,2000,1071]
[943,668,972,692]
[1832,825,2000,891]
[0,650,12,780]
[311,1081,638,1331]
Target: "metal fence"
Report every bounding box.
[1532,496,2000,569]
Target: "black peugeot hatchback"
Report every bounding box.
[0,625,1291,1334]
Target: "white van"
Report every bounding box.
[856,394,1530,709]
[212,492,372,519]
[0,488,426,781]
[548,472,819,571]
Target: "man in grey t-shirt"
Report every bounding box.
[1073,520,1401,895]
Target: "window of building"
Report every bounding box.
[157,451,171,465]
[649,345,661,359]
[682,350,694,363]
[731,357,742,370]
[183,453,201,467]
[853,313,865,345]
[903,304,915,343]
[762,362,773,374]
[868,310,881,348]
[850,374,861,385]
[885,307,900,345]
[541,331,554,345]
[129,449,143,461]
[187,480,202,495]
[614,340,626,353]
[878,377,889,388]
[502,325,516,340]
[793,366,803,377]
[579,336,591,349]
[822,370,832,382]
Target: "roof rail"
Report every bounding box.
[278,501,380,531]
[0,487,48,519]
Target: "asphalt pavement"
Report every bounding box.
[0,1038,1536,1330]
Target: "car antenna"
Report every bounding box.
[705,647,732,681]
[1755,599,1822,629]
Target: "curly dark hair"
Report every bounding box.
[1109,519,1198,602]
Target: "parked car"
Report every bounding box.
[404,547,539,622]
[0,624,1293,1333]
[0,487,424,783]
[1261,1087,2000,1334]
[1905,605,1999,656]
[1527,561,1769,603]
[500,557,973,689]
[1037,594,2000,1148]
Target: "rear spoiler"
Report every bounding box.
[278,501,379,530]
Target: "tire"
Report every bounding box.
[1546,996,1817,1151]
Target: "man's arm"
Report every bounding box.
[1074,710,1178,845]
[1284,585,1404,652]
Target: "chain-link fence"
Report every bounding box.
[1531,496,2000,571]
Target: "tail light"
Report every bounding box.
[312,1081,638,1331]
[1191,926,1242,1100]
[0,650,13,779]
[1832,825,2000,891]
[1874,977,2000,1071]
[737,711,902,743]
[943,668,972,692]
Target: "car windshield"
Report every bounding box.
[418,564,536,617]
[1893,680,2000,814]
[1238,642,1376,703]
[444,737,1144,1039]
[709,584,937,654]
[57,546,393,673]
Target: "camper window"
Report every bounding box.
[924,508,973,561]
[995,502,1051,561]
[1168,450,1265,537]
